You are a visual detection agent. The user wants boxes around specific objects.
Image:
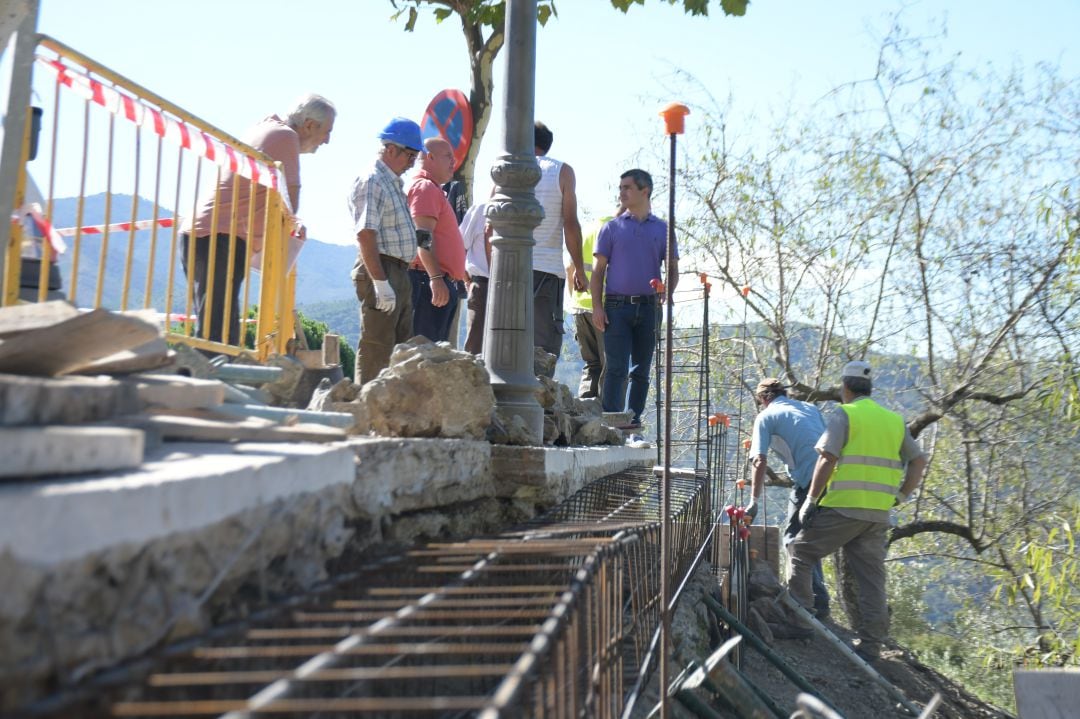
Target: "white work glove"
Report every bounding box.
[799,497,819,529]
[894,490,911,507]
[372,279,396,313]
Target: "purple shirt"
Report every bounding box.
[595,212,676,296]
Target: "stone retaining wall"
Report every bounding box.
[1,438,652,710]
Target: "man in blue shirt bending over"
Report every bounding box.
[747,377,831,619]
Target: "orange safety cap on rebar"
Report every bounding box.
[742,438,751,450]
[660,102,690,135]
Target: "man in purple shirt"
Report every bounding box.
[590,169,679,428]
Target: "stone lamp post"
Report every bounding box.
[483,0,544,445]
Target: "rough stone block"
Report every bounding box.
[347,437,493,517]
[359,339,494,440]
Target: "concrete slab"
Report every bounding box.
[0,426,144,478]
[0,373,140,426]
[491,444,654,505]
[0,440,356,565]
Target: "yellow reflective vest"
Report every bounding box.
[820,397,905,518]
[568,217,613,312]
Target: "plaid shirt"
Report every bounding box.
[348,158,416,265]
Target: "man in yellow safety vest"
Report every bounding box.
[788,360,927,662]
[566,213,616,401]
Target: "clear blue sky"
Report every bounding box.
[34,0,1080,247]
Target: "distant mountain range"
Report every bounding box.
[35,192,358,327]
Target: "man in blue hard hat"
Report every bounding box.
[348,116,444,384]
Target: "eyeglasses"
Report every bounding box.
[394,145,419,161]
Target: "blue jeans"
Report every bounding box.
[785,484,831,616]
[601,299,656,424]
[409,269,459,343]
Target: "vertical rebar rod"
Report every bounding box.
[659,127,678,719]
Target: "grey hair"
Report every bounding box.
[285,94,336,128]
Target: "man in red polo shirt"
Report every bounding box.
[405,137,464,341]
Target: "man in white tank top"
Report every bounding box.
[531,122,586,373]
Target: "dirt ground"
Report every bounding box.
[722,558,1012,719]
[741,617,1013,718]
[640,563,1016,719]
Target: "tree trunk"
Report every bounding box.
[455,13,504,207]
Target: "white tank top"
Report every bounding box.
[532,155,564,276]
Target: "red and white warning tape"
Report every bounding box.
[53,217,174,237]
[36,56,287,201]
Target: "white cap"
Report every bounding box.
[842,360,872,379]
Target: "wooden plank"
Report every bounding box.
[718,524,781,577]
[71,337,174,376]
[115,413,346,444]
[0,308,161,376]
[0,426,144,479]
[0,373,141,426]
[0,300,79,339]
[121,374,226,411]
[1014,669,1080,719]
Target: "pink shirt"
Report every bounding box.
[182,115,300,252]
[405,169,466,281]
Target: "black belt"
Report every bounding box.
[606,293,657,305]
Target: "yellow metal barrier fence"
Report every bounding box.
[3,34,297,361]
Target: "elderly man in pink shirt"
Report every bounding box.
[405,137,465,342]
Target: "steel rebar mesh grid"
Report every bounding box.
[104,467,709,719]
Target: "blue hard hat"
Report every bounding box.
[377,117,423,152]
